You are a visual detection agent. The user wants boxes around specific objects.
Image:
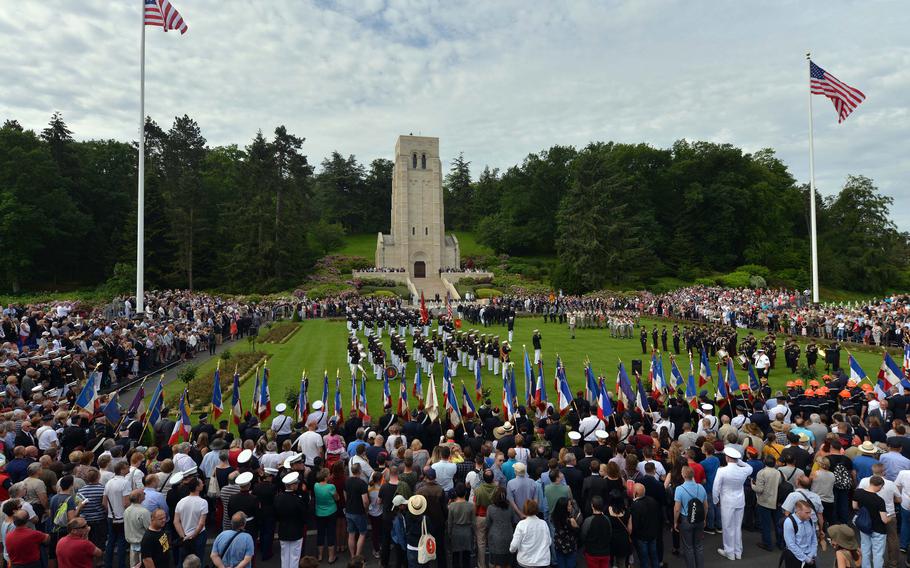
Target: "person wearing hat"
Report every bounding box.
[532,330,542,364]
[306,399,329,435]
[829,523,861,568]
[275,471,310,568]
[253,467,280,562]
[271,403,293,446]
[493,421,516,454]
[228,472,260,544]
[403,495,429,566]
[712,446,754,560]
[854,441,881,481]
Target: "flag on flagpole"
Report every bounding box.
[383,367,393,410]
[322,371,329,405]
[698,350,712,387]
[420,292,429,324]
[231,367,242,426]
[650,351,667,393]
[597,377,613,420]
[425,373,439,422]
[669,356,685,394]
[168,389,192,444]
[359,371,370,421]
[534,360,547,408]
[398,370,409,419]
[716,363,729,405]
[878,352,909,390]
[258,365,272,420]
[655,353,666,394]
[685,357,698,409]
[461,382,476,418]
[446,292,453,321]
[74,368,102,412]
[103,393,121,425]
[556,363,573,416]
[616,362,636,409]
[142,377,164,433]
[726,359,740,395]
[127,382,146,421]
[413,366,424,403]
[351,372,358,415]
[445,373,461,427]
[810,61,865,123]
[144,0,189,34]
[523,347,533,406]
[297,373,308,423]
[585,362,598,405]
[475,353,483,403]
[211,363,223,419]
[251,366,261,418]
[635,368,651,414]
[334,378,344,422]
[904,345,910,372]
[747,362,761,392]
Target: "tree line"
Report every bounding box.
[1,114,907,295]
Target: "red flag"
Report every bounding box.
[420,292,429,324]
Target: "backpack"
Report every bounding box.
[679,484,705,524]
[776,470,795,506]
[833,462,852,490]
[853,506,874,535]
[53,496,74,530]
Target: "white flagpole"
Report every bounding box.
[807,52,820,304]
[136,0,147,315]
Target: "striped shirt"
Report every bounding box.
[77,483,106,522]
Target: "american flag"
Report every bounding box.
[810,61,865,123]
[144,0,188,34]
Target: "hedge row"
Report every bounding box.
[260,322,300,344]
[174,350,268,408]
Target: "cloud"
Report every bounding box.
[1,1,908,229]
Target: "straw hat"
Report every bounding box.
[859,441,880,455]
[828,524,858,550]
[407,494,427,515]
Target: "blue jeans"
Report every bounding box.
[555,550,577,568]
[407,548,420,568]
[900,508,910,550]
[859,531,885,568]
[104,520,128,568]
[634,539,659,568]
[705,491,721,531]
[757,506,781,548]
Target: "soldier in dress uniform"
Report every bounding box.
[532,330,542,364]
[806,340,819,370]
[672,325,681,354]
[660,326,668,352]
[640,327,648,354]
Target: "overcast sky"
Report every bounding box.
[2,1,908,229]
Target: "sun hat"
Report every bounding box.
[407,495,427,515]
[392,495,408,508]
[828,524,858,550]
[859,441,879,455]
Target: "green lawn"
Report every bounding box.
[334,233,378,259]
[169,318,891,420]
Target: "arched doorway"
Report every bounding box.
[413,261,426,278]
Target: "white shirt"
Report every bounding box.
[697,415,719,436]
[305,410,328,433]
[769,404,792,424]
[175,495,209,537]
[712,460,753,508]
[294,431,324,466]
[858,476,899,517]
[36,427,59,451]
[754,354,770,370]
[104,475,131,519]
[258,452,283,471]
[270,414,292,435]
[637,459,666,480]
[173,453,196,473]
[894,470,910,511]
[578,415,605,442]
[509,515,551,567]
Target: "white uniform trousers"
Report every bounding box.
[534,349,541,364]
[280,538,303,568]
[720,504,744,558]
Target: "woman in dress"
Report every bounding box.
[485,486,513,568]
[447,483,476,568]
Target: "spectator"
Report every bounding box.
[55,516,103,568]
[509,500,551,568]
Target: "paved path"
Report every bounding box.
[210,524,839,568]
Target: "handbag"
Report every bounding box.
[417,517,437,563]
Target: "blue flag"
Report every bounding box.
[103,393,121,425]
